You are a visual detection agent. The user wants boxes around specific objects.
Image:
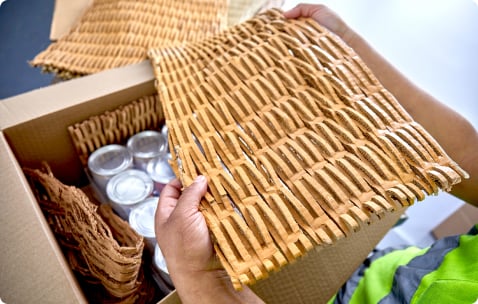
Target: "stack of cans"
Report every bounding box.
[87,129,176,219]
[127,130,168,172]
[87,144,133,195]
[106,169,154,219]
[87,128,176,292]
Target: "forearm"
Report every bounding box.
[172,269,264,304]
[341,29,478,205]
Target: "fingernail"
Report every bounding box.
[194,175,206,184]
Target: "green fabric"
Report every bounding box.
[327,294,336,304]
[349,246,427,304]
[414,280,478,304]
[412,232,478,303]
[329,224,478,303]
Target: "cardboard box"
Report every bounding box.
[0,61,405,303]
[432,204,478,239]
[50,0,93,41]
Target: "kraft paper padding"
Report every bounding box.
[23,165,158,303]
[148,9,468,290]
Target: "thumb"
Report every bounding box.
[174,175,208,215]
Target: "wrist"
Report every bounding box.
[336,24,361,50]
[171,269,263,304]
[171,269,235,303]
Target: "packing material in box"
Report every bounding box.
[1,60,405,304]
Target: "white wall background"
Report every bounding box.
[282,0,478,248]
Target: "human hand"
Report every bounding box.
[283,3,355,44]
[155,176,214,277]
[155,176,264,303]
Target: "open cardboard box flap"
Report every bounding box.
[49,0,93,41]
[0,61,404,303]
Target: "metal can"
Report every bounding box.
[153,243,174,290]
[87,144,133,193]
[106,169,154,219]
[146,155,176,196]
[128,197,158,253]
[127,130,167,172]
[161,124,169,149]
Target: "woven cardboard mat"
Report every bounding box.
[31,0,228,78]
[68,94,163,167]
[149,9,468,289]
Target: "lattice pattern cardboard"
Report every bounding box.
[148,9,468,289]
[68,94,163,167]
[31,0,228,78]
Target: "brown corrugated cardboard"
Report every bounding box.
[50,0,93,41]
[432,204,478,239]
[0,60,405,303]
[0,134,87,303]
[0,61,154,303]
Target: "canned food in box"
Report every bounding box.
[106,169,153,219]
[87,144,133,193]
[127,130,167,172]
[146,155,176,195]
[129,197,158,253]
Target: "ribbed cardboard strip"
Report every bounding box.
[148,9,468,290]
[68,94,163,167]
[251,208,404,303]
[31,0,228,78]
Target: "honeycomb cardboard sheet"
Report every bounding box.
[149,9,468,289]
[31,0,228,78]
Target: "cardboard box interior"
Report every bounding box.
[0,61,405,303]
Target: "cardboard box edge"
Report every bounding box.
[0,60,155,131]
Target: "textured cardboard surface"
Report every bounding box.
[1,60,405,303]
[251,209,404,303]
[150,9,465,293]
[34,0,229,78]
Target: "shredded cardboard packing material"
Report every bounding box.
[23,165,158,303]
[33,0,287,79]
[31,0,229,78]
[148,9,468,289]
